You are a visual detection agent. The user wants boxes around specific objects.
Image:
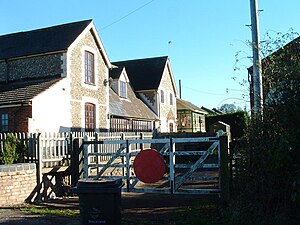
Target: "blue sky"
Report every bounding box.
[1,0,299,111]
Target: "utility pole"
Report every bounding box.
[250,0,263,118]
[179,80,182,99]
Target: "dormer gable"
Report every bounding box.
[109,66,130,99]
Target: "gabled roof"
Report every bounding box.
[177,98,207,114]
[0,20,92,60]
[109,66,124,80]
[112,56,168,91]
[201,107,223,115]
[0,77,62,105]
[109,84,157,120]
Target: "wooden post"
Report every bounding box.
[169,138,175,194]
[139,132,144,151]
[71,137,82,187]
[83,136,89,178]
[125,139,131,192]
[94,133,100,174]
[36,133,43,201]
[121,133,125,178]
[219,134,230,204]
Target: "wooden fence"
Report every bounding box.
[0,131,152,200]
[0,132,152,166]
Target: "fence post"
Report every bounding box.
[71,137,82,187]
[169,138,175,194]
[121,133,125,178]
[219,134,230,204]
[83,136,89,178]
[94,133,100,174]
[36,133,43,201]
[139,132,144,151]
[125,138,131,192]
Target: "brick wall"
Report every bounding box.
[0,163,36,207]
[0,106,32,132]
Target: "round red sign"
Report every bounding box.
[133,149,166,183]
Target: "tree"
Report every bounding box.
[218,104,242,113]
[229,30,300,225]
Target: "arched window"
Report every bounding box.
[85,103,96,131]
[84,51,95,84]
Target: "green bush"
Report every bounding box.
[0,134,27,164]
[228,81,300,225]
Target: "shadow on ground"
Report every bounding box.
[0,193,220,225]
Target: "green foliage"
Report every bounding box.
[206,111,249,139]
[218,104,243,113]
[0,134,27,164]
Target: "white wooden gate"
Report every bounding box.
[82,131,228,195]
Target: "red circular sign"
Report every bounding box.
[133,149,166,183]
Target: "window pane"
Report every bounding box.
[85,103,96,131]
[170,93,173,105]
[85,51,95,84]
[1,113,9,132]
[120,81,127,98]
[161,90,164,103]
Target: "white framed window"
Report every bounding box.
[170,93,173,105]
[160,90,165,103]
[119,81,127,98]
[84,51,95,84]
[81,46,99,90]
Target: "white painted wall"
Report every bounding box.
[29,78,72,133]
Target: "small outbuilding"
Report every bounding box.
[176,98,207,133]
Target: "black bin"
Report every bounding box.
[74,178,123,225]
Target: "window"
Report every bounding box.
[85,103,96,131]
[160,90,164,103]
[170,93,173,105]
[84,51,95,84]
[1,113,9,132]
[169,123,174,132]
[119,81,127,98]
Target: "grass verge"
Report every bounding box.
[19,206,79,218]
[122,201,225,225]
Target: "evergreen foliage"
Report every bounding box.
[0,134,27,164]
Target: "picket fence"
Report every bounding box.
[0,132,153,168]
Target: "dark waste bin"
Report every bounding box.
[73,178,123,225]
